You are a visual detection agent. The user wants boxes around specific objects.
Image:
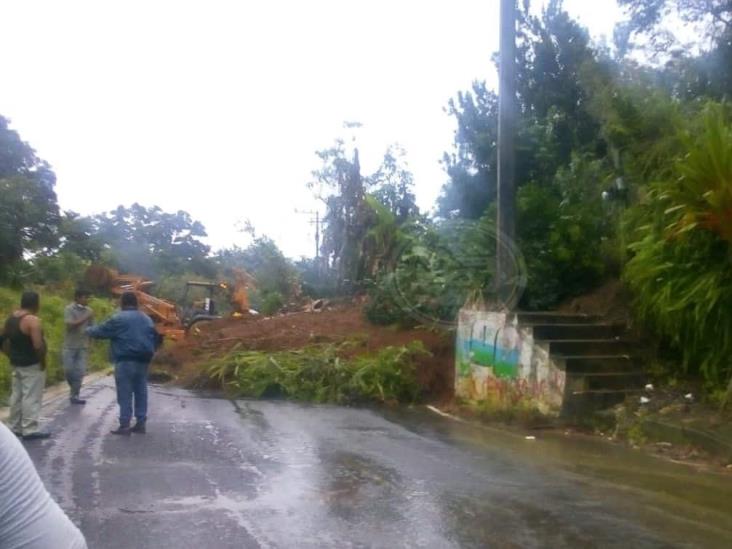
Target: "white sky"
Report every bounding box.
[0,0,622,258]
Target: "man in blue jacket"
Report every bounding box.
[87,292,158,435]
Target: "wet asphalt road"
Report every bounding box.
[23,377,732,548]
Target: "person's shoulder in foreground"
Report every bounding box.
[0,423,88,549]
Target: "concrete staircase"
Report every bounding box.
[513,312,646,417]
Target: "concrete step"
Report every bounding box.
[562,390,637,417]
[558,356,641,374]
[568,372,646,392]
[532,323,625,341]
[513,312,602,325]
[547,339,638,356]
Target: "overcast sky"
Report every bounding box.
[0,0,622,258]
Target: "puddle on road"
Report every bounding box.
[380,406,732,547]
[219,396,732,546]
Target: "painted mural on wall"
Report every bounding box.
[455,309,566,415]
[457,313,521,379]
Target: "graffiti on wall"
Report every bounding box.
[455,310,567,414]
[457,314,521,379]
[481,368,566,408]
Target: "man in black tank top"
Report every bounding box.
[0,291,50,440]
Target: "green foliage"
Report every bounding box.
[624,105,732,388]
[310,142,368,292]
[294,257,339,299]
[617,1,732,49]
[369,145,419,222]
[258,292,284,316]
[518,155,612,309]
[217,235,300,312]
[27,251,91,288]
[208,341,428,404]
[56,211,105,261]
[516,0,603,169]
[368,153,611,321]
[88,203,215,279]
[360,194,409,279]
[439,2,607,221]
[0,177,60,275]
[0,288,115,403]
[616,1,732,99]
[365,216,496,325]
[438,82,499,219]
[436,2,616,310]
[0,116,60,282]
[309,138,419,293]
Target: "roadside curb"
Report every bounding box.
[428,404,732,466]
[640,418,732,461]
[0,368,113,424]
[424,404,541,442]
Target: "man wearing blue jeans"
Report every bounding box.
[87,292,158,435]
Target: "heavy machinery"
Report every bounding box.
[84,265,256,341]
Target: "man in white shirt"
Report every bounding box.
[0,422,87,548]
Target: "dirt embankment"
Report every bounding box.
[558,279,633,324]
[153,304,455,403]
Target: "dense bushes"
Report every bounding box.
[0,288,115,403]
[624,105,732,390]
[365,155,611,324]
[365,217,497,326]
[518,155,612,309]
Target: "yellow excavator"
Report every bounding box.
[84,265,256,341]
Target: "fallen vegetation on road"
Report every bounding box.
[208,340,429,405]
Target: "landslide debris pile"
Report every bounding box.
[153,304,454,402]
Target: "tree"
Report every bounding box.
[0,116,60,280]
[439,1,608,220]
[516,1,607,178]
[56,211,105,261]
[616,0,732,99]
[617,0,732,43]
[217,236,300,314]
[437,1,614,307]
[91,204,213,278]
[312,143,368,292]
[369,145,419,222]
[309,137,419,293]
[437,83,499,219]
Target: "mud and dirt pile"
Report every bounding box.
[558,279,632,324]
[153,303,454,402]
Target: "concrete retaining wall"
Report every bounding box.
[455,308,566,415]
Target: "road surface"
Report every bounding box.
[24,376,732,548]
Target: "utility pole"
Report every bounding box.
[496,0,517,307]
[315,210,320,262]
[294,209,321,263]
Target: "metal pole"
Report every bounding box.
[293,208,321,264]
[497,0,517,307]
[315,211,320,262]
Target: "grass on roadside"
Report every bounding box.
[0,287,115,405]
